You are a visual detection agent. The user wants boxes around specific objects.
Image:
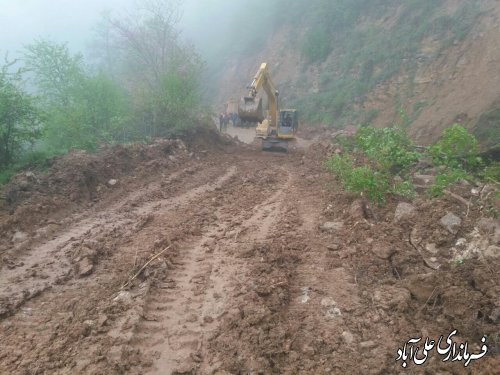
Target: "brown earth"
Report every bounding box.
[0,125,498,374]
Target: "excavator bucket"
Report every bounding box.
[238,96,264,123]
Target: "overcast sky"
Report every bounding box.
[0,0,227,57]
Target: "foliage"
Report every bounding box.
[428,124,481,171]
[325,154,390,204]
[24,40,130,152]
[480,162,500,184]
[326,123,495,203]
[96,0,205,137]
[355,125,420,175]
[427,169,468,197]
[0,61,42,168]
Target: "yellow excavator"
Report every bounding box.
[238,63,298,151]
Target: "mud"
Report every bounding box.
[0,127,498,374]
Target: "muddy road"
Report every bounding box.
[0,128,498,374]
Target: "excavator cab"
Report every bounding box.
[277,110,298,138]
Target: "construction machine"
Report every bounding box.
[238,63,298,151]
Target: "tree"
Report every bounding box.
[0,59,42,167]
[95,0,205,137]
[24,40,129,150]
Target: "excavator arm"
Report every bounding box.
[238,63,279,128]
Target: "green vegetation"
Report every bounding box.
[325,154,390,203]
[0,60,43,169]
[0,0,205,184]
[326,123,494,204]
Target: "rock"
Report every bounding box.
[484,245,500,259]
[113,291,132,304]
[98,314,108,327]
[413,174,435,186]
[405,275,436,303]
[172,363,195,375]
[12,231,28,244]
[77,257,94,277]
[439,212,462,234]
[327,244,340,251]
[416,157,433,169]
[349,200,366,220]
[477,217,499,234]
[320,221,344,232]
[342,331,355,346]
[425,243,439,255]
[107,179,117,186]
[25,171,38,184]
[394,202,416,222]
[320,297,342,318]
[371,244,396,260]
[373,286,411,311]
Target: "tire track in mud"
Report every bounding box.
[128,167,292,374]
[0,164,235,318]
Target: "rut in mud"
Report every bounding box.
[0,128,498,374]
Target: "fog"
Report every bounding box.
[0,0,259,60]
[0,0,136,54]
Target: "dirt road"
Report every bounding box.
[0,129,498,374]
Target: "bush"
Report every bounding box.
[428,124,481,171]
[355,125,420,175]
[325,154,390,204]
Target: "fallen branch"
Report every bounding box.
[444,189,470,207]
[121,245,171,290]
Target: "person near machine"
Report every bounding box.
[219,112,225,132]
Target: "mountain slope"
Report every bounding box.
[208,0,498,148]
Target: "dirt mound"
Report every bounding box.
[0,125,231,268]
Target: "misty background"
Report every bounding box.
[0,0,262,62]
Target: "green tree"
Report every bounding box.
[0,60,42,167]
[24,40,129,151]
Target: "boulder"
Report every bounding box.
[373,286,411,311]
[413,174,435,186]
[394,202,416,222]
[77,257,94,277]
[12,231,29,244]
[439,212,462,234]
[371,244,396,259]
[320,221,344,232]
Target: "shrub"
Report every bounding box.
[428,124,481,171]
[325,154,390,204]
[355,125,420,175]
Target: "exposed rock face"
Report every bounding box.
[439,212,462,234]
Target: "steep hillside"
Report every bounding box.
[211,0,499,148]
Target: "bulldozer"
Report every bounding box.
[238,63,298,151]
